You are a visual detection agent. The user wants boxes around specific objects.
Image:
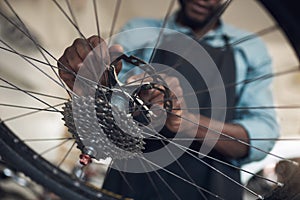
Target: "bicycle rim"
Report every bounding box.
[0,1,299,200]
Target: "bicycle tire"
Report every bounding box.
[0,122,123,200]
[0,1,299,200]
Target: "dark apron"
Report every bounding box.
[103,35,243,200]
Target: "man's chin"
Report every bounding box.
[183,14,209,29]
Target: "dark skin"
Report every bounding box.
[58,0,249,159]
[175,0,250,159]
[177,0,222,37]
[58,36,123,91]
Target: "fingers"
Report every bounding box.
[83,37,122,85]
[127,72,184,133]
[126,73,154,85]
[58,38,92,90]
[109,44,124,59]
[87,35,110,65]
[140,87,164,106]
[58,56,75,89]
[58,35,124,90]
[109,44,123,74]
[73,38,91,61]
[142,85,182,133]
[88,35,101,47]
[159,73,183,98]
[127,73,182,106]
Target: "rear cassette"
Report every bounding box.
[62,88,145,160]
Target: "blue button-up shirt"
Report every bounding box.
[112,13,279,165]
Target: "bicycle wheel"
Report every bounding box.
[0,0,299,200]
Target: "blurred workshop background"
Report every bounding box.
[0,0,299,199]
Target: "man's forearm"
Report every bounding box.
[183,113,250,159]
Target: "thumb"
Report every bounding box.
[109,44,123,74]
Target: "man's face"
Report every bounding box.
[179,0,222,27]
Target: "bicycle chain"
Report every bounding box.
[62,89,145,160]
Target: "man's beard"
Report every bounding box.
[177,9,214,30]
[177,0,219,30]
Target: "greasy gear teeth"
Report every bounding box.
[62,89,145,160]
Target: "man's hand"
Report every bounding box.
[127,73,184,133]
[58,35,123,91]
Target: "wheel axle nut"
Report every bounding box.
[79,154,92,165]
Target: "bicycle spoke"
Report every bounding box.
[135,112,208,199]
[110,85,299,172]
[169,137,300,141]
[57,140,76,167]
[0,1,299,200]
[23,137,73,142]
[0,38,76,96]
[148,0,276,88]
[115,78,299,168]
[141,158,182,200]
[0,28,101,99]
[227,25,279,48]
[137,134,280,200]
[141,156,224,200]
[148,0,176,64]
[139,107,289,191]
[0,1,102,93]
[93,0,101,38]
[123,0,232,79]
[63,0,104,82]
[78,165,87,180]
[65,0,79,28]
[107,54,299,200]
[0,77,61,112]
[162,139,208,199]
[152,173,182,200]
[39,138,72,156]
[59,0,105,81]
[92,0,110,96]
[3,0,71,98]
[1,103,64,122]
[0,85,67,101]
[193,154,262,199]
[183,67,300,100]
[173,139,282,187]
[140,125,283,189]
[135,104,300,114]
[0,103,58,112]
[167,110,299,166]
[106,105,213,198]
[51,0,106,69]
[182,148,265,199]
[125,66,299,102]
[189,67,300,98]
[51,0,113,100]
[140,164,165,200]
[112,162,136,194]
[108,0,122,45]
[122,0,175,96]
[171,105,300,111]
[0,46,58,69]
[196,0,233,40]
[51,0,86,40]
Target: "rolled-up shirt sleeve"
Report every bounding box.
[231,37,279,165]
